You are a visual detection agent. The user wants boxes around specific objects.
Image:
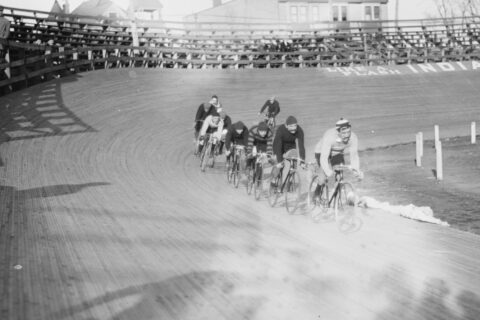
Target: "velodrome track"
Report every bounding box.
[1,67,480,319]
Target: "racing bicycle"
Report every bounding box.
[268,156,306,214]
[246,152,273,199]
[226,145,245,188]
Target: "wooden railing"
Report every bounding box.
[1,6,480,94]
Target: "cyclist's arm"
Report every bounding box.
[241,128,249,147]
[216,120,224,136]
[247,129,255,154]
[225,128,233,150]
[349,133,360,172]
[297,127,306,161]
[199,116,211,137]
[272,128,284,162]
[259,101,268,114]
[273,101,280,116]
[194,104,204,122]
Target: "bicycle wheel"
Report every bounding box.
[200,143,211,172]
[285,171,301,214]
[233,162,240,188]
[334,182,356,222]
[267,175,281,207]
[307,176,330,210]
[246,166,254,195]
[253,166,263,200]
[226,157,232,183]
[209,145,216,168]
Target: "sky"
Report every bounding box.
[1,0,440,21]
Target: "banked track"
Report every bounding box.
[1,68,480,320]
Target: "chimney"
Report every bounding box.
[213,0,222,7]
[63,0,70,13]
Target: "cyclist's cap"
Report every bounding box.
[211,94,218,99]
[286,116,297,125]
[233,121,244,131]
[335,118,351,130]
[211,109,220,117]
[258,122,268,131]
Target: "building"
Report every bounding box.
[71,0,128,19]
[128,0,163,21]
[185,0,389,24]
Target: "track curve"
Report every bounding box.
[1,68,480,320]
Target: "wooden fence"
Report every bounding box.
[1,6,480,94]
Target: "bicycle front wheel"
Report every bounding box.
[246,167,254,195]
[268,176,281,207]
[200,146,209,172]
[285,171,301,214]
[253,166,263,200]
[334,182,356,222]
[233,163,240,188]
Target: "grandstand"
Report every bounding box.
[0,5,480,93]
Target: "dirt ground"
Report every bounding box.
[359,135,480,234]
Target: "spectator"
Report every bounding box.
[0,6,11,59]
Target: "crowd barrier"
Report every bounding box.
[1,6,480,94]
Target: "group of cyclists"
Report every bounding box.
[193,94,364,202]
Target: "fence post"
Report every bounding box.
[416,133,422,167]
[472,121,477,144]
[436,141,443,180]
[434,125,440,149]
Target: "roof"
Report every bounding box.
[50,0,64,14]
[129,0,163,10]
[72,0,127,16]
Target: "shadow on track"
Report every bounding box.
[51,271,265,320]
[0,76,95,144]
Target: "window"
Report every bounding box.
[365,6,372,20]
[312,6,320,21]
[332,5,348,21]
[332,6,339,21]
[290,6,298,22]
[341,6,347,21]
[299,6,307,22]
[365,5,381,20]
[374,6,380,20]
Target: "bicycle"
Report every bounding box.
[307,165,359,226]
[268,156,306,214]
[199,134,220,172]
[226,145,245,188]
[262,113,276,132]
[246,152,273,199]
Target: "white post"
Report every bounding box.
[416,133,422,167]
[436,141,443,180]
[434,125,440,149]
[472,121,476,144]
[419,131,423,157]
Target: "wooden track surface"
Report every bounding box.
[1,68,480,320]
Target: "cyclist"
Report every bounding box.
[258,96,280,128]
[218,108,232,155]
[247,121,274,179]
[194,95,218,139]
[312,118,363,198]
[225,121,249,171]
[271,116,306,188]
[197,110,224,155]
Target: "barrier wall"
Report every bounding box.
[1,6,480,94]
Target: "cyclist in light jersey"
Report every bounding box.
[197,110,224,154]
[313,118,363,196]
